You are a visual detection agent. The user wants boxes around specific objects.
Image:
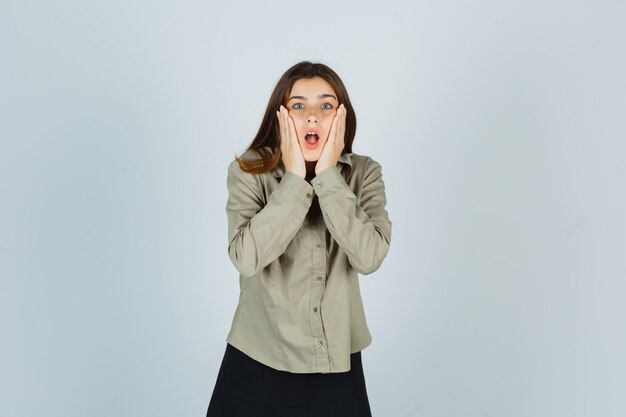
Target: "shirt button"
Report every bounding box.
[313,307,318,312]
[316,183,322,188]
[316,243,322,249]
[316,276,323,281]
[306,193,311,198]
[319,340,324,346]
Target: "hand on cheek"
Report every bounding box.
[315,103,346,176]
[277,105,306,179]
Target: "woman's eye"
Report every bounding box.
[322,103,333,109]
[293,103,304,109]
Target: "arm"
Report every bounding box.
[310,157,392,275]
[226,159,314,277]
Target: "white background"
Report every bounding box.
[1,1,625,416]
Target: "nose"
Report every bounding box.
[307,109,319,124]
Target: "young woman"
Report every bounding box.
[206,61,392,417]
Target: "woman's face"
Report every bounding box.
[286,76,339,161]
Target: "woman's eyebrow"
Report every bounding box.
[288,93,337,102]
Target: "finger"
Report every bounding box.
[277,109,284,143]
[276,110,282,144]
[283,107,292,146]
[281,107,289,141]
[339,118,345,147]
[278,108,289,153]
[339,106,346,146]
[332,105,342,147]
[340,105,345,130]
[287,114,298,144]
[276,109,282,134]
[336,106,342,129]
[328,111,338,143]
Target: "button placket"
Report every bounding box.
[309,213,330,372]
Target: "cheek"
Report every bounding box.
[286,113,301,129]
[321,115,335,132]
[288,111,304,121]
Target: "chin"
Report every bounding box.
[298,146,317,159]
[302,149,321,160]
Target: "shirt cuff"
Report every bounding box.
[310,165,345,197]
[281,171,315,205]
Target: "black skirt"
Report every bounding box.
[206,343,373,417]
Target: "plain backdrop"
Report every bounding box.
[1,1,625,416]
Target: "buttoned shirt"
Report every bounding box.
[224,145,392,373]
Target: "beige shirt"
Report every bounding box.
[224,145,392,373]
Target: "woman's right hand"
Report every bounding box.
[276,105,306,179]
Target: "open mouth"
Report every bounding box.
[305,132,319,144]
[303,131,320,149]
[302,128,322,149]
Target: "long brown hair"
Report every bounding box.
[234,61,357,174]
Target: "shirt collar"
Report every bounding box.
[271,150,353,180]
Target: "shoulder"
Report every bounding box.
[227,147,276,193]
[242,146,273,161]
[227,149,260,186]
[347,152,384,176]
[348,151,382,164]
[227,147,266,173]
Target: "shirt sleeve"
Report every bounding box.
[226,159,314,277]
[310,157,392,275]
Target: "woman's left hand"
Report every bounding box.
[315,103,346,176]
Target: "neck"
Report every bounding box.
[305,160,316,179]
